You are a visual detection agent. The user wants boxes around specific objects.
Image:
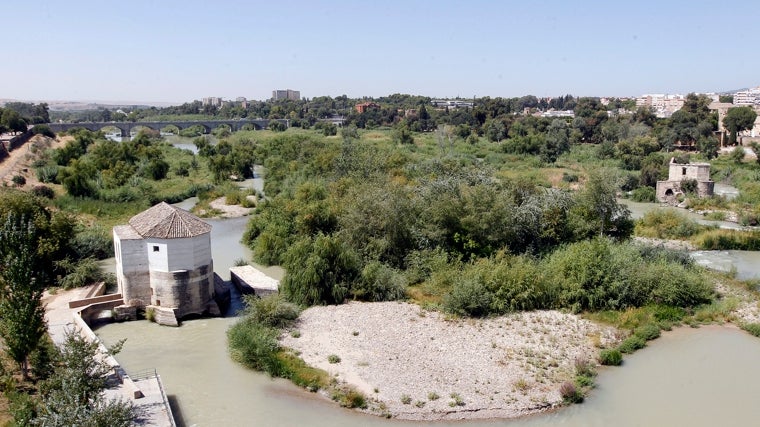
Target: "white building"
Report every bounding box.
[733,87,760,106]
[635,94,685,118]
[113,202,218,326]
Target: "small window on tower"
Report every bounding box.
[682,167,687,175]
[153,245,160,252]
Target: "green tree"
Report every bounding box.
[697,136,720,160]
[541,119,570,163]
[729,146,745,164]
[34,331,134,427]
[2,109,28,134]
[571,170,633,239]
[0,216,47,379]
[280,234,360,306]
[723,106,757,145]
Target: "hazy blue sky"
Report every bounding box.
[3,0,758,104]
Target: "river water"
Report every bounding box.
[94,174,760,426]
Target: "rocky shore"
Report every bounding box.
[280,301,619,421]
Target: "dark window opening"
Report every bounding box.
[153,245,160,252]
[682,167,687,175]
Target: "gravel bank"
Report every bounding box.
[280,301,618,421]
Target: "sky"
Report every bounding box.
[2,0,759,104]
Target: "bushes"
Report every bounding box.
[241,294,300,328]
[227,319,284,374]
[439,238,712,317]
[57,258,111,289]
[630,186,656,202]
[634,210,702,239]
[443,279,493,317]
[559,381,583,404]
[693,229,760,251]
[633,324,661,341]
[31,185,55,199]
[618,335,646,354]
[599,349,622,366]
[741,323,760,337]
[353,261,406,302]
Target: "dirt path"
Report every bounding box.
[0,135,67,187]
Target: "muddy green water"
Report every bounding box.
[95,321,760,427]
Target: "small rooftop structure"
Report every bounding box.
[655,158,714,204]
[113,202,219,326]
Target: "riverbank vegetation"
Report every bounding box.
[227,294,368,409]
[224,96,760,413]
[5,92,760,419]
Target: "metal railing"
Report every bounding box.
[128,368,158,381]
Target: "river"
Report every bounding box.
[94,171,760,426]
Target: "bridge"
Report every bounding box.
[47,118,289,137]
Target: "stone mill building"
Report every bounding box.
[656,158,714,204]
[113,202,219,326]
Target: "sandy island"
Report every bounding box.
[280,301,619,421]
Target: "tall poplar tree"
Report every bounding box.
[0,215,47,379]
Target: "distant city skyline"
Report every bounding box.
[2,0,759,104]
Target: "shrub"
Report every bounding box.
[652,305,687,322]
[11,175,26,186]
[36,165,59,183]
[630,186,656,202]
[145,307,155,322]
[227,320,284,374]
[400,394,411,404]
[353,261,406,302]
[574,357,595,377]
[559,381,583,403]
[71,227,114,259]
[562,172,579,183]
[741,323,760,338]
[448,392,465,406]
[332,387,366,408]
[57,258,110,289]
[31,185,55,199]
[242,294,300,328]
[634,324,661,341]
[31,124,55,138]
[599,349,623,366]
[327,354,341,364]
[443,279,493,317]
[635,210,701,239]
[618,335,646,354]
[428,391,440,401]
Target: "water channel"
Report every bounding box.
[94,145,760,425]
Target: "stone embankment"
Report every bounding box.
[280,301,619,421]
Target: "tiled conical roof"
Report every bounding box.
[128,202,211,239]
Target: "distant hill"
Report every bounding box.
[0,99,179,111]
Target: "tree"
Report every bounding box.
[2,109,28,134]
[571,170,633,239]
[541,119,570,163]
[0,216,47,379]
[280,234,360,306]
[729,146,745,164]
[723,106,757,145]
[697,136,719,160]
[34,331,135,427]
